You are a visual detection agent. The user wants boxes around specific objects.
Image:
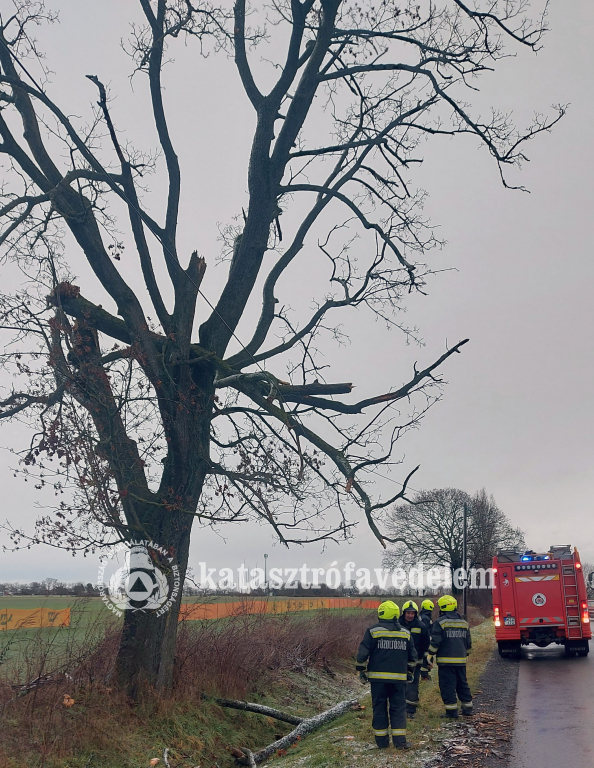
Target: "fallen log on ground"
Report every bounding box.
[241,748,257,768]
[210,697,304,725]
[236,698,359,764]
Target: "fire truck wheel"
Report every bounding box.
[498,641,521,660]
[564,640,589,658]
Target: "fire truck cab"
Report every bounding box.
[492,545,591,659]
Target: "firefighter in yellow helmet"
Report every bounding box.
[356,601,417,749]
[419,599,435,631]
[427,595,473,718]
[400,600,431,718]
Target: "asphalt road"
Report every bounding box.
[509,629,594,766]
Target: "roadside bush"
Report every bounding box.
[174,610,374,699]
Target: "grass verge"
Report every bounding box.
[0,611,494,768]
[264,618,495,768]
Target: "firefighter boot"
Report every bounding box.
[374,734,389,749]
[393,737,412,749]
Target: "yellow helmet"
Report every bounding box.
[437,595,458,612]
[402,600,418,613]
[421,599,434,611]
[378,600,400,620]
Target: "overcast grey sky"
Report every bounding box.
[0,0,592,583]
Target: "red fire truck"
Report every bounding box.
[492,545,591,659]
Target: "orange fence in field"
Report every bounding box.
[0,607,71,631]
[0,599,378,629]
[179,597,381,622]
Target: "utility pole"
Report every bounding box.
[264,553,268,596]
[463,503,468,619]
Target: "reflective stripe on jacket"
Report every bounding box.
[428,611,472,665]
[356,619,418,679]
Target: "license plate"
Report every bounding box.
[504,617,516,626]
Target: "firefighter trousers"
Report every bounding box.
[406,664,421,714]
[370,681,407,747]
[438,665,473,717]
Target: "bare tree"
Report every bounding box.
[468,488,525,569]
[383,487,471,588]
[0,0,560,695]
[383,487,525,588]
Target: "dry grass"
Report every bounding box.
[0,607,495,768]
[0,610,375,768]
[174,610,373,699]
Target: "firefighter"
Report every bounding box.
[400,600,431,718]
[418,599,435,680]
[427,595,473,718]
[419,599,435,631]
[356,600,417,749]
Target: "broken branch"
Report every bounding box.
[233,698,359,764]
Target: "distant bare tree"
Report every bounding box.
[383,488,471,588]
[383,487,525,590]
[468,488,525,568]
[0,0,560,695]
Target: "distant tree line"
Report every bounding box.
[0,579,100,597]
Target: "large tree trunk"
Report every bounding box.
[115,512,193,697]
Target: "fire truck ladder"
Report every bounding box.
[561,561,582,639]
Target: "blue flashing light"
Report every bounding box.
[521,556,531,561]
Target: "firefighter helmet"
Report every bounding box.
[421,599,435,611]
[437,595,458,612]
[402,600,419,613]
[378,600,400,620]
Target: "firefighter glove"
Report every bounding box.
[359,670,369,684]
[406,669,414,684]
[424,653,434,670]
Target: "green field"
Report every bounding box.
[0,595,376,680]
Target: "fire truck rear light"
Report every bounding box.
[583,612,590,624]
[576,563,582,569]
[493,568,498,574]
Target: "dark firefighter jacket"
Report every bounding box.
[419,608,433,631]
[356,618,417,681]
[428,610,472,665]
[400,614,431,663]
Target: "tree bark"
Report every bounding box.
[115,512,193,697]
